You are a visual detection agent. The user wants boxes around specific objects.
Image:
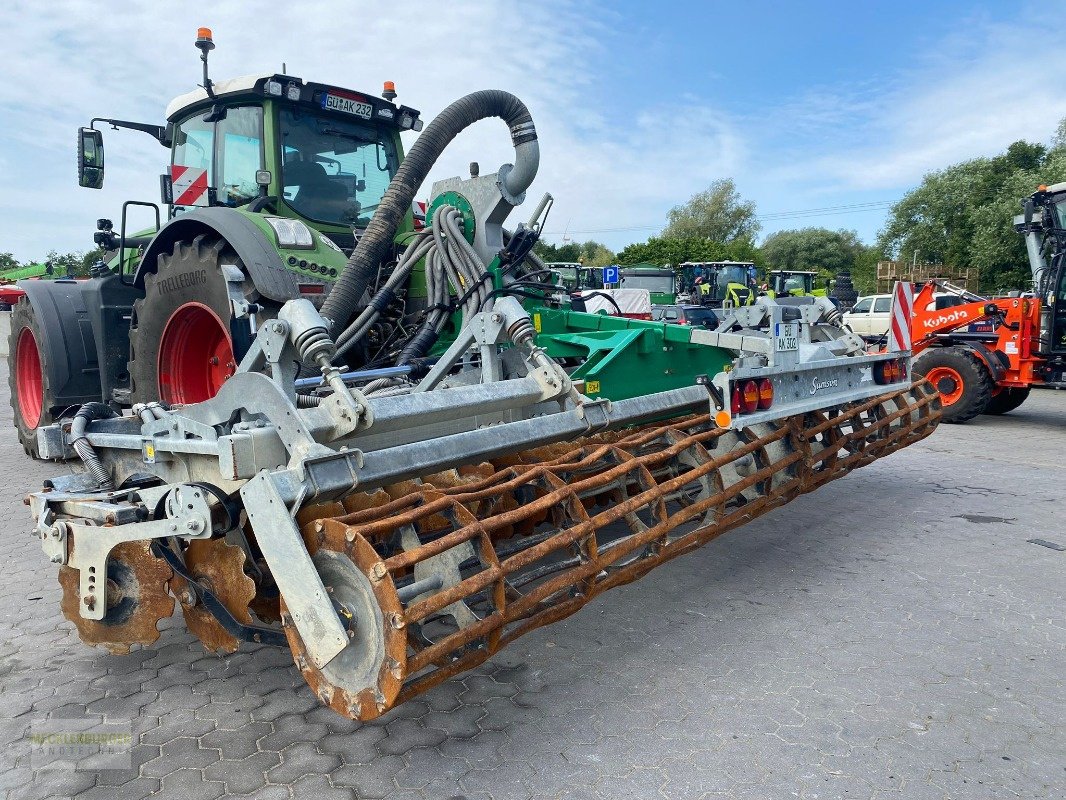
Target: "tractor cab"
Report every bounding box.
[680,261,756,308]
[77,29,421,261]
[163,73,420,246]
[769,270,813,296]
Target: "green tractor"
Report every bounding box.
[766,269,829,299]
[8,28,425,455]
[678,261,757,308]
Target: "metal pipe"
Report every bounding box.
[294,364,414,389]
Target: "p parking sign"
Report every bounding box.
[603,266,619,286]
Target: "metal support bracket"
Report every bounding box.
[40,485,213,620]
[239,470,349,668]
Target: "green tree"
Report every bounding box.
[0,253,19,273]
[616,236,759,267]
[761,228,868,275]
[662,179,760,243]
[878,123,1066,292]
[533,239,614,267]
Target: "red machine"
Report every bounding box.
[909,283,1043,421]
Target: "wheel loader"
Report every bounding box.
[18,30,940,721]
[908,184,1066,422]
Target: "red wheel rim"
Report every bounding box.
[925,366,964,406]
[157,302,235,405]
[15,328,44,428]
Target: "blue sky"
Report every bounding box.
[2,1,1065,261]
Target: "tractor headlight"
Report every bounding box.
[264,79,283,97]
[266,217,315,249]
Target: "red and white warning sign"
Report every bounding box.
[887,280,914,352]
[170,164,209,207]
[412,199,427,230]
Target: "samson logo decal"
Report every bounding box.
[810,376,839,395]
[157,269,208,295]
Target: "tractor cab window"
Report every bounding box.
[172,115,214,184]
[217,107,263,206]
[280,107,398,227]
[171,105,264,208]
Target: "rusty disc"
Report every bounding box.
[282,521,406,721]
[174,538,256,654]
[59,540,175,655]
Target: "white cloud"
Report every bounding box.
[0,0,742,259]
[1,2,1063,260]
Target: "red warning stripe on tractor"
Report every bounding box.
[171,164,209,207]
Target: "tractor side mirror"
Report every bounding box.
[78,127,105,189]
[1024,198,1035,226]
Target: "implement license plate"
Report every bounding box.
[322,93,373,119]
[775,322,798,351]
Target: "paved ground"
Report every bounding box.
[0,368,1063,800]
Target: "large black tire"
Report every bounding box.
[913,346,993,424]
[984,387,1030,415]
[7,296,58,457]
[129,236,262,406]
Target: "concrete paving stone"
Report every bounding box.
[6,767,96,800]
[376,718,447,755]
[395,745,470,789]
[329,756,403,798]
[258,713,330,752]
[141,736,220,776]
[72,777,162,800]
[459,761,536,800]
[203,749,281,794]
[138,714,218,746]
[238,786,291,800]
[316,724,388,762]
[265,740,341,784]
[198,720,274,760]
[439,729,510,768]
[155,767,225,800]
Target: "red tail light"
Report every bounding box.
[874,358,907,385]
[757,378,774,409]
[740,380,759,413]
[731,386,742,414]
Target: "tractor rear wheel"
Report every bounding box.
[129,236,261,406]
[984,386,1030,415]
[8,296,57,456]
[913,346,992,423]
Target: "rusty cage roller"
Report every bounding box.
[284,380,939,720]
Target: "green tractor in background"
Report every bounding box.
[765,269,830,299]
[8,28,426,455]
[679,261,757,308]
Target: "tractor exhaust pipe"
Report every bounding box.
[320,90,539,332]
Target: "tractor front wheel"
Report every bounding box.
[129,236,261,406]
[8,296,57,456]
[913,346,992,423]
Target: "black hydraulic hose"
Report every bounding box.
[320,90,539,332]
[70,402,118,490]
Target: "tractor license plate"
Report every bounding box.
[775,322,799,351]
[322,93,373,119]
